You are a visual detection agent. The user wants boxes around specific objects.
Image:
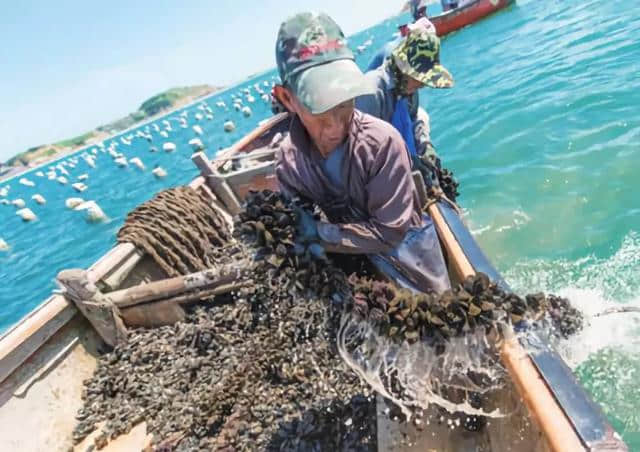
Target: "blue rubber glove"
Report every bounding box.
[294,207,319,244]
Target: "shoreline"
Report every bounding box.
[0,86,228,184]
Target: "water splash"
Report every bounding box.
[337,313,506,419]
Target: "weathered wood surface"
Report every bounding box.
[57,269,128,347]
[74,421,153,452]
[104,262,248,308]
[502,337,586,452]
[57,264,251,337]
[192,152,243,214]
[0,295,76,385]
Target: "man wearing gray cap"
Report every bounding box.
[272,12,450,294]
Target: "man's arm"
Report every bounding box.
[408,92,434,157]
[316,133,418,255]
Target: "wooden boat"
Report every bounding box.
[430,0,516,37]
[0,112,629,451]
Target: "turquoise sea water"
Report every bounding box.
[1,0,638,446]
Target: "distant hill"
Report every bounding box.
[4,84,221,168]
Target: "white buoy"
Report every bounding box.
[66,198,84,209]
[11,199,26,208]
[163,142,177,153]
[32,194,46,205]
[114,157,128,168]
[192,125,203,136]
[152,166,167,178]
[223,120,236,132]
[75,201,107,223]
[72,182,88,193]
[36,171,44,177]
[78,174,89,181]
[129,157,145,171]
[0,238,9,252]
[242,106,252,117]
[188,138,204,151]
[16,208,37,222]
[19,178,35,187]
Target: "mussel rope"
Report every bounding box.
[117,186,231,277]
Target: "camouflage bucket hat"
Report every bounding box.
[275,12,375,114]
[391,29,454,89]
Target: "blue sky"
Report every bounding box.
[0,0,400,160]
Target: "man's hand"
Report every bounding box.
[411,145,441,190]
[293,207,319,243]
[292,207,328,261]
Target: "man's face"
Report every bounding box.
[275,85,354,157]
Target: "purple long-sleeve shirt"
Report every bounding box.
[275,110,423,255]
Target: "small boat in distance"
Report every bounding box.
[432,0,515,36]
[400,0,515,37]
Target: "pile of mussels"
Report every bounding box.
[73,189,583,451]
[73,190,376,451]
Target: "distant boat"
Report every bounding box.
[430,0,515,36]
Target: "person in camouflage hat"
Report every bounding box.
[273,12,451,295]
[357,28,454,191]
[392,29,453,89]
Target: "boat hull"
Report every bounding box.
[431,0,516,36]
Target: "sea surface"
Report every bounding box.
[1,0,638,446]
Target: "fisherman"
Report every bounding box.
[357,28,454,191]
[272,12,450,294]
[367,0,433,71]
[442,0,459,12]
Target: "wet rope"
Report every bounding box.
[117,187,231,277]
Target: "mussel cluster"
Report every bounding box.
[73,191,375,451]
[349,272,584,348]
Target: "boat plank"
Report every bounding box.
[502,338,586,452]
[0,295,75,384]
